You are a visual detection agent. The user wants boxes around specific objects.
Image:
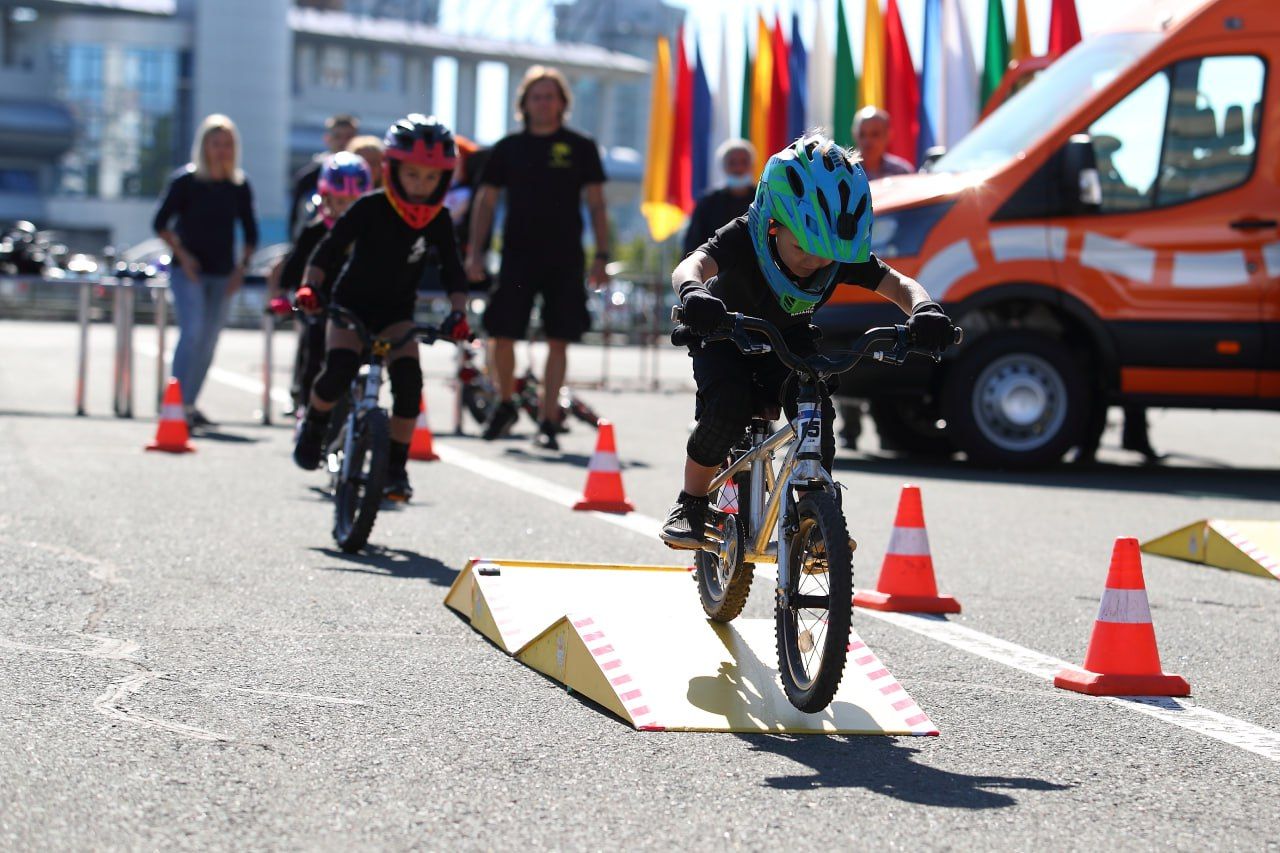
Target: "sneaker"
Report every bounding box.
[482,400,519,440]
[384,468,413,502]
[660,493,710,550]
[292,415,327,470]
[534,418,560,451]
[190,408,216,428]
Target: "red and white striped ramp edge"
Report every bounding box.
[444,559,937,736]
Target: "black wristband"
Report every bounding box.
[678,280,710,302]
[912,301,943,315]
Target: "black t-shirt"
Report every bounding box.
[682,188,754,257]
[701,216,888,331]
[281,218,349,294]
[152,167,259,276]
[288,157,324,239]
[308,190,465,313]
[480,126,606,261]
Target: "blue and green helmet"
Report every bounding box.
[746,135,874,315]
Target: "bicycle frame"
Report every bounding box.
[337,338,392,481]
[705,398,834,602]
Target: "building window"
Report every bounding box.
[319,45,349,90]
[52,43,179,200]
[374,50,403,94]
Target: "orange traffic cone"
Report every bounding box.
[408,394,439,461]
[146,378,194,453]
[1055,538,1190,696]
[853,484,960,613]
[715,478,739,515]
[573,419,634,513]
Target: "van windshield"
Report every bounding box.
[931,32,1164,174]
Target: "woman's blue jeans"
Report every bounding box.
[169,267,231,406]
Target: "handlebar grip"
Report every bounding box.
[671,324,701,348]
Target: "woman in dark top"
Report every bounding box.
[681,138,757,257]
[153,113,259,426]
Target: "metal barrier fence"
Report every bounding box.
[1,269,681,422]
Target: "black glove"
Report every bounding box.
[681,287,728,335]
[906,302,954,351]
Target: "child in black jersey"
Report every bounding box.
[660,134,956,549]
[268,151,372,413]
[291,115,473,502]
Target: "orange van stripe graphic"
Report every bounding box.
[1121,368,1259,396]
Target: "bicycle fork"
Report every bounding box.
[339,361,383,481]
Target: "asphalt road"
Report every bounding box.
[2,319,1278,851]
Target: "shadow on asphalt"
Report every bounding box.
[833,452,1278,501]
[502,446,652,470]
[191,428,261,444]
[311,545,460,587]
[741,735,1072,807]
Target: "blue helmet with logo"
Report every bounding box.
[746,135,874,315]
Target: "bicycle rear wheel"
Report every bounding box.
[695,468,754,623]
[332,408,389,554]
[776,491,853,713]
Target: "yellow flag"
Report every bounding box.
[749,13,773,168]
[641,37,683,242]
[860,0,885,109]
[1012,0,1032,62]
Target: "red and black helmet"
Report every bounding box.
[382,114,458,229]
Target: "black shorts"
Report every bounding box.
[329,298,415,339]
[482,254,589,342]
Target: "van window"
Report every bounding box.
[1088,55,1265,212]
[1157,56,1264,205]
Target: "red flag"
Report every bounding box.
[883,0,918,167]
[768,14,791,156]
[666,27,694,213]
[1048,0,1082,57]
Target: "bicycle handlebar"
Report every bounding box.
[670,306,963,380]
[288,295,465,348]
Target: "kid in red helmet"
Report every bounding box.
[383,113,458,229]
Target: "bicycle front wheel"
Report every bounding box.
[776,491,853,713]
[333,408,389,554]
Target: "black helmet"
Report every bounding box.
[382,114,458,228]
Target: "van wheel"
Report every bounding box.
[868,397,955,456]
[942,333,1087,468]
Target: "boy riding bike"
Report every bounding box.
[268,151,373,413]
[661,133,956,549]
[292,114,472,501]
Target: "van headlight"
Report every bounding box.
[869,202,952,259]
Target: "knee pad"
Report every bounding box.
[388,357,423,419]
[687,383,753,468]
[311,348,361,403]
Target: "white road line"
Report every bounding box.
[196,357,1280,762]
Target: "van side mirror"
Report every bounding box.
[1063,134,1102,214]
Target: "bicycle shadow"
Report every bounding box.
[740,734,1072,807]
[502,446,652,470]
[310,545,460,587]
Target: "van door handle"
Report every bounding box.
[1229,218,1278,231]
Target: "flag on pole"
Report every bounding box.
[1012,0,1032,62]
[667,27,694,214]
[808,0,835,138]
[1049,0,1082,57]
[834,0,858,146]
[788,13,808,142]
[883,0,918,167]
[768,13,791,155]
[860,0,885,109]
[940,0,979,148]
[981,0,1010,108]
[917,0,941,163]
[739,21,753,141]
[713,19,735,174]
[749,13,774,168]
[641,37,682,241]
[692,40,712,202]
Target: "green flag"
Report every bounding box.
[739,23,752,140]
[833,0,858,147]
[981,0,1011,108]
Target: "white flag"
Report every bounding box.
[808,0,835,138]
[940,0,979,148]
[712,18,735,179]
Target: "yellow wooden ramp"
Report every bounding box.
[1142,520,1280,581]
[445,559,937,736]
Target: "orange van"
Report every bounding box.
[819,0,1277,467]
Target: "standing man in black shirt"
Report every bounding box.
[288,114,360,239]
[465,66,611,450]
[682,139,757,257]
